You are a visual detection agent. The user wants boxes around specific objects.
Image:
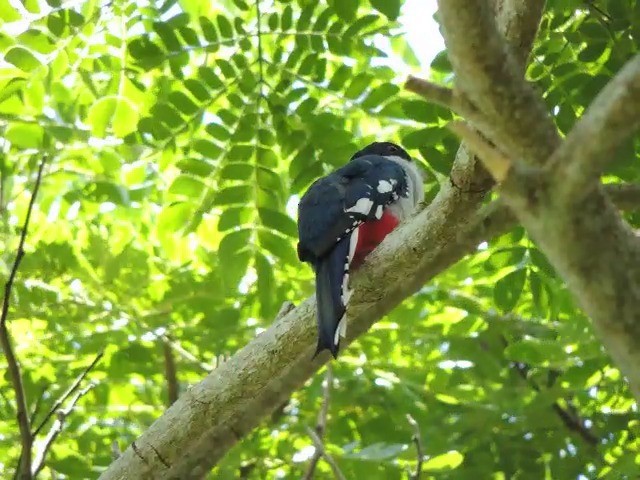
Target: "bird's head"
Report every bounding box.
[350,141,412,163]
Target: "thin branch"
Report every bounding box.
[305,426,346,480]
[112,441,122,461]
[303,365,333,480]
[1,156,47,329]
[406,414,424,480]
[0,156,47,480]
[163,338,179,407]
[552,54,640,199]
[31,383,95,477]
[404,77,455,111]
[255,0,264,86]
[32,351,104,438]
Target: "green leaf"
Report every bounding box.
[0,0,21,21]
[5,47,42,72]
[343,442,407,461]
[331,0,358,21]
[177,158,215,177]
[199,16,219,43]
[86,96,139,138]
[369,0,400,20]
[402,127,445,149]
[169,91,199,115]
[258,208,297,237]
[128,36,164,67]
[214,185,252,205]
[184,79,210,102]
[423,451,465,472]
[494,268,527,312]
[217,14,233,38]
[158,202,191,233]
[344,14,378,37]
[168,175,205,197]
[198,66,224,89]
[431,50,452,73]
[258,229,297,264]
[578,41,608,62]
[360,83,400,109]
[505,338,568,367]
[402,99,438,123]
[6,124,43,148]
[221,163,254,180]
[268,12,279,30]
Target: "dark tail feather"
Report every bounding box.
[312,235,351,359]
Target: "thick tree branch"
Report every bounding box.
[552,54,640,199]
[1,156,47,480]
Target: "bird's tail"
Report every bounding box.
[312,234,352,359]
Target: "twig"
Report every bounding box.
[405,77,456,110]
[31,383,95,477]
[0,156,47,480]
[447,121,512,182]
[0,156,47,329]
[303,365,333,479]
[163,338,179,406]
[405,76,480,121]
[32,351,104,438]
[111,441,121,461]
[160,334,212,372]
[305,426,346,480]
[406,414,424,480]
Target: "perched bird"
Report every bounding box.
[297,142,425,358]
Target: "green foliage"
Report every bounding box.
[0,0,639,478]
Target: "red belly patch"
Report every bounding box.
[351,211,399,269]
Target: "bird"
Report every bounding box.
[297,141,425,358]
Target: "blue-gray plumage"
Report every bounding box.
[297,142,425,358]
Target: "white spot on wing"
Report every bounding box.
[375,205,383,219]
[377,179,393,193]
[346,197,373,215]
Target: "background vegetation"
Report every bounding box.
[0,0,639,478]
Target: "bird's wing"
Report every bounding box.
[297,155,408,261]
